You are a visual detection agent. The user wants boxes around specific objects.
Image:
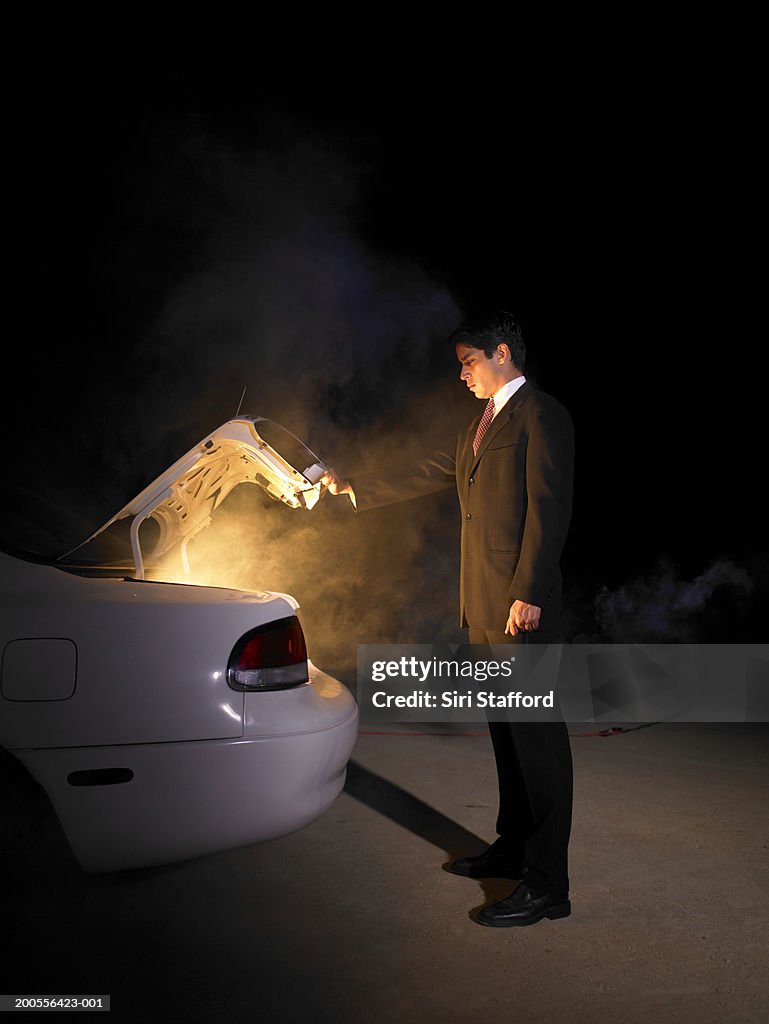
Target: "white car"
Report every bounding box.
[0,417,358,873]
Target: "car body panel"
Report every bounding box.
[0,552,299,748]
[243,661,357,738]
[16,683,357,873]
[0,416,358,874]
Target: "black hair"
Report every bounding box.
[448,311,526,372]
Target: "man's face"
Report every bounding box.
[456,344,507,400]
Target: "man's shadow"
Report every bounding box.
[344,759,515,908]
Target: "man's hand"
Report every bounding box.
[505,600,542,635]
[321,468,356,504]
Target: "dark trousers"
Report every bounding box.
[468,627,573,894]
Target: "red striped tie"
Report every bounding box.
[473,397,495,455]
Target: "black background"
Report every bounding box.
[2,61,767,1024]
[5,69,765,649]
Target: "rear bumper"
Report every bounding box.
[16,682,358,874]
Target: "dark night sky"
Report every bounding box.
[5,70,765,643]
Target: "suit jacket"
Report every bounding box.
[351,382,575,632]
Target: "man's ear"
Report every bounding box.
[496,343,510,364]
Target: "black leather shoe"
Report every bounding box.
[474,883,571,927]
[446,842,522,879]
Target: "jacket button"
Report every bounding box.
[466,513,472,520]
[469,477,475,485]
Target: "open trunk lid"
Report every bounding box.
[60,416,328,579]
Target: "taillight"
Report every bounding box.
[227,616,309,691]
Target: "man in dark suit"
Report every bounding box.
[325,312,575,927]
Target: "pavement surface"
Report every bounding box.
[2,722,768,1023]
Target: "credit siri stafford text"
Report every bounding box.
[372,689,553,709]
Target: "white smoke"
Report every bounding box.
[594,559,754,641]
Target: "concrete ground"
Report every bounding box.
[2,722,768,1023]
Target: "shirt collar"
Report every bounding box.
[490,375,526,418]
